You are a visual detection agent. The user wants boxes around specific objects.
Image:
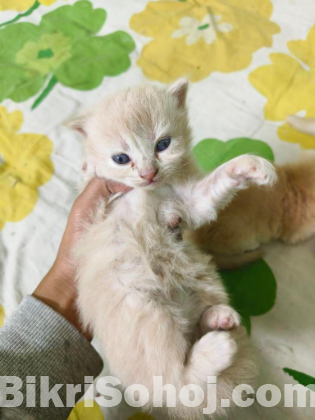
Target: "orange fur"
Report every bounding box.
[188,153,315,268]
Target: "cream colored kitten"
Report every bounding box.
[70,80,276,419]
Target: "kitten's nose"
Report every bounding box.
[140,169,158,182]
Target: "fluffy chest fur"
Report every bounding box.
[75,185,215,335]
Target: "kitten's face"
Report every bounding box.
[70,80,192,188]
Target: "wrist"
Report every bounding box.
[33,266,92,341]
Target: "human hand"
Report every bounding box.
[33,178,130,340]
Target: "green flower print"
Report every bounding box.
[220,260,277,335]
[0,1,135,109]
[193,137,275,174]
[16,32,72,75]
[284,368,315,388]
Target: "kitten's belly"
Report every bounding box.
[171,286,200,328]
[100,189,210,324]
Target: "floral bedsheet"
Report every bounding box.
[1,1,315,419]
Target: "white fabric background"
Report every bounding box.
[1,1,315,419]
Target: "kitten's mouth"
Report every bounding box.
[143,178,160,187]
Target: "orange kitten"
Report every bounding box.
[190,116,315,269]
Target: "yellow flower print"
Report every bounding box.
[0,0,65,12]
[130,0,279,83]
[0,106,53,230]
[172,14,233,46]
[249,25,315,149]
[277,123,315,149]
[0,304,5,327]
[39,0,60,5]
[68,400,104,420]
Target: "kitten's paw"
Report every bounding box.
[158,201,182,229]
[227,155,277,188]
[190,331,237,375]
[200,304,241,335]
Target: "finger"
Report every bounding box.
[76,178,130,212]
[105,180,132,195]
[60,179,130,263]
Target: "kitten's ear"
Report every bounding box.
[168,78,189,108]
[65,114,88,137]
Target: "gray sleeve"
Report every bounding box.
[0,295,103,420]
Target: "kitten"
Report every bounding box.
[69,80,276,419]
[189,115,315,269]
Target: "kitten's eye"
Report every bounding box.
[156,137,171,152]
[112,154,131,165]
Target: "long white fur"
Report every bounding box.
[71,80,276,419]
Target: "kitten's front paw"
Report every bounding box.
[227,155,277,188]
[158,201,183,229]
[200,304,241,335]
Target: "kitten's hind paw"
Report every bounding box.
[189,331,238,377]
[200,304,241,335]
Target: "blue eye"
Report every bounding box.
[112,154,131,164]
[156,137,171,152]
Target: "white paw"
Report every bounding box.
[228,155,277,188]
[158,201,182,229]
[200,304,241,335]
[191,331,238,375]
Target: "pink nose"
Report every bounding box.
[140,169,158,182]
